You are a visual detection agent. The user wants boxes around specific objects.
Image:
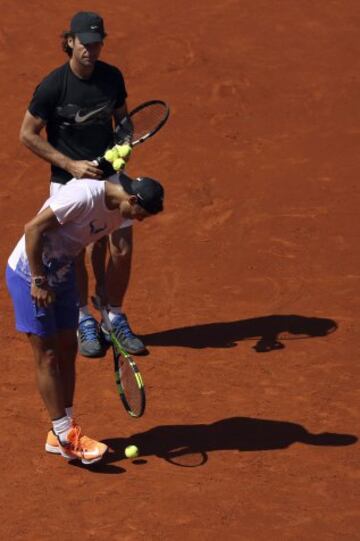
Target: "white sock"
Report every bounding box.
[65,406,73,421]
[52,415,72,443]
[79,306,91,322]
[109,306,123,322]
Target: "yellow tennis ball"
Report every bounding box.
[104,148,118,162]
[113,157,126,171]
[125,445,139,458]
[116,144,132,158]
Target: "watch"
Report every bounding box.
[32,276,47,288]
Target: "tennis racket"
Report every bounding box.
[91,296,146,417]
[96,99,170,176]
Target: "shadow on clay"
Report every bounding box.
[141,314,337,352]
[72,416,357,474]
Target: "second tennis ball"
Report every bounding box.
[116,144,132,158]
[113,158,126,171]
[125,445,139,458]
[104,148,118,162]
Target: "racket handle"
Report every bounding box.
[101,309,112,333]
[91,295,112,332]
[95,156,116,177]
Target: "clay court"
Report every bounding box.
[0,0,359,539]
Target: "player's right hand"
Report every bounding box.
[67,160,104,179]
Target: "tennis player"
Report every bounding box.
[19,11,146,358]
[6,174,164,465]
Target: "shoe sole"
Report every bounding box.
[59,445,108,465]
[45,443,61,455]
[81,454,105,465]
[126,345,147,355]
[78,349,106,358]
[45,444,107,465]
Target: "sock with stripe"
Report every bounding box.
[52,415,72,444]
[79,306,92,322]
[108,306,123,322]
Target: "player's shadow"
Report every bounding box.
[80,416,357,473]
[141,314,337,352]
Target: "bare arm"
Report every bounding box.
[19,111,103,179]
[24,207,61,306]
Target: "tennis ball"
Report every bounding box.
[116,144,132,158]
[104,148,118,162]
[113,157,126,171]
[125,445,139,459]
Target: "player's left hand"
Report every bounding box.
[31,284,56,307]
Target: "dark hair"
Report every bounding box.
[61,31,74,57]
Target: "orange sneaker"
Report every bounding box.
[45,429,61,455]
[47,424,108,465]
[45,423,77,455]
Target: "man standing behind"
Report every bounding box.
[19,11,146,358]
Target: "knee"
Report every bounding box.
[37,348,59,373]
[109,228,133,260]
[110,238,132,259]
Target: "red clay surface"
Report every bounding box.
[0,1,359,539]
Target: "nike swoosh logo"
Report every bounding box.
[81,448,104,457]
[75,104,107,123]
[60,444,103,459]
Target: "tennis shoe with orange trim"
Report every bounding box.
[45,429,61,455]
[46,424,108,465]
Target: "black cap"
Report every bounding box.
[70,12,106,44]
[119,174,164,215]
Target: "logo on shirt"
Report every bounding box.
[75,104,107,124]
[90,220,107,235]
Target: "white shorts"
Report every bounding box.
[50,175,133,229]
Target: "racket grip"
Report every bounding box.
[91,295,112,332]
[96,156,116,178]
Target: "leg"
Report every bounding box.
[6,265,107,464]
[30,331,108,464]
[102,226,146,355]
[28,333,67,420]
[76,247,106,358]
[75,249,89,308]
[106,226,133,307]
[57,329,78,409]
[44,329,77,454]
[87,236,109,302]
[75,243,109,306]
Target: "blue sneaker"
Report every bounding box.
[77,316,106,358]
[102,313,146,355]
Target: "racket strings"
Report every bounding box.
[119,103,167,144]
[120,358,144,416]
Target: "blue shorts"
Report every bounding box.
[6,265,79,337]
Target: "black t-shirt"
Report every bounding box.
[29,61,127,184]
